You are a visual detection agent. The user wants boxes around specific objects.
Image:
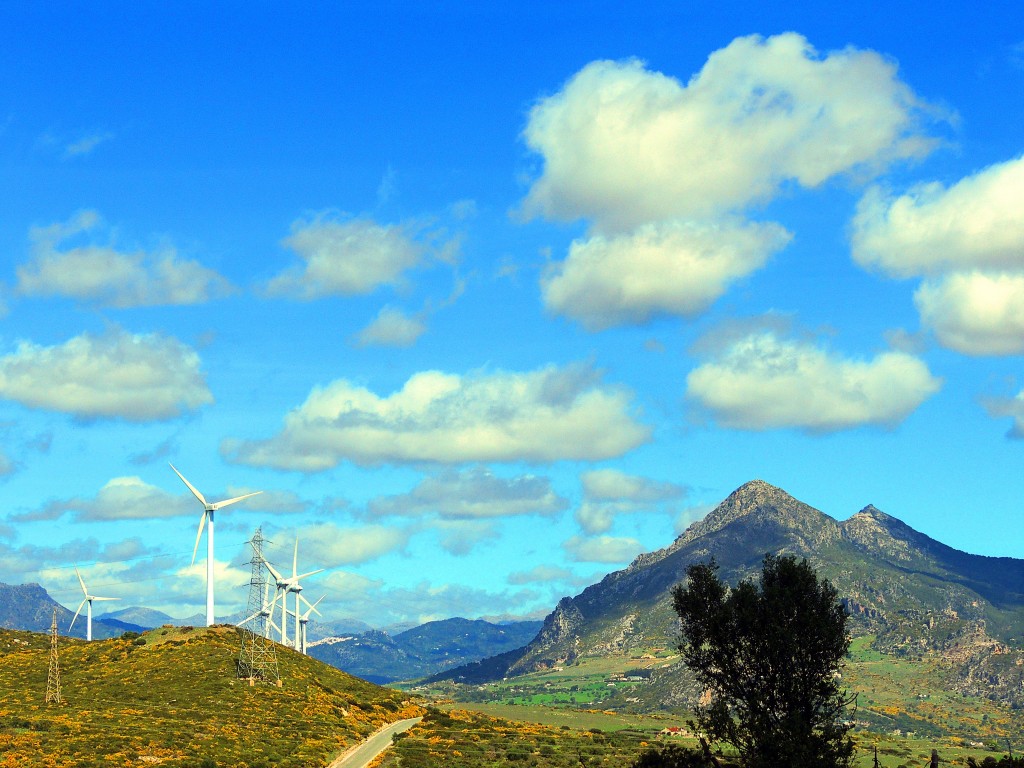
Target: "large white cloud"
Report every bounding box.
[851,155,1024,356]
[0,328,213,421]
[17,211,233,307]
[852,156,1024,277]
[686,331,940,432]
[267,215,431,298]
[223,363,649,470]
[541,219,791,330]
[523,33,937,232]
[368,467,567,519]
[914,272,1024,355]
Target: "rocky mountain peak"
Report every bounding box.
[842,504,925,562]
[669,479,839,552]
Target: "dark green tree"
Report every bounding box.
[673,554,855,768]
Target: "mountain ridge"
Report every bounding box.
[433,479,1024,711]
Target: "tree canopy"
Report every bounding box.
[673,554,854,768]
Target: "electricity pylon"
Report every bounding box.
[237,528,280,686]
[45,609,62,704]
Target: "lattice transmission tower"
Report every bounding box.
[237,528,281,686]
[45,608,62,704]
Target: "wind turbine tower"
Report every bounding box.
[265,539,323,649]
[70,566,119,642]
[298,595,324,655]
[170,463,262,627]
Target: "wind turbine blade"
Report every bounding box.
[210,490,262,510]
[70,599,87,630]
[237,610,261,627]
[170,463,208,506]
[299,593,323,613]
[92,596,119,602]
[301,595,324,618]
[191,511,208,566]
[264,560,284,582]
[292,539,298,578]
[75,565,88,597]
[297,567,325,581]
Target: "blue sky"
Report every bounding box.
[1,2,1023,629]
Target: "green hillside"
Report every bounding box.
[0,624,422,768]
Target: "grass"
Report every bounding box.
[0,626,423,767]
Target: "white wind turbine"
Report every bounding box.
[265,539,323,649]
[237,582,287,640]
[298,595,324,655]
[170,463,262,627]
[69,566,119,642]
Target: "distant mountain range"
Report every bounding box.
[0,582,147,640]
[307,617,543,684]
[431,480,1024,710]
[0,582,541,683]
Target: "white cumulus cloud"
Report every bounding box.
[523,33,939,231]
[0,328,213,421]
[686,331,940,432]
[541,219,791,330]
[852,156,1024,278]
[915,272,1024,355]
[222,363,649,470]
[267,214,432,298]
[851,156,1024,357]
[17,211,233,307]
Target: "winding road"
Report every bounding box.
[326,717,422,768]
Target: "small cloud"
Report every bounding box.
[674,503,714,535]
[982,390,1024,438]
[368,466,568,520]
[563,534,643,564]
[507,564,575,585]
[266,213,436,299]
[64,131,113,158]
[353,305,427,348]
[17,211,233,307]
[430,520,499,556]
[574,469,687,534]
[450,199,478,221]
